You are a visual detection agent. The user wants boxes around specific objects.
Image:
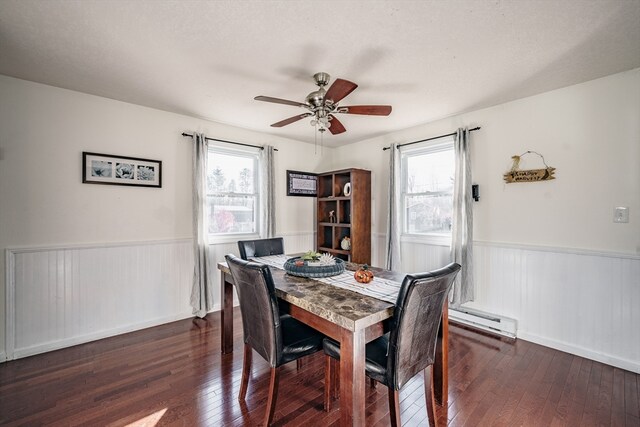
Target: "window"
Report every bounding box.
[207,145,260,236]
[401,138,455,237]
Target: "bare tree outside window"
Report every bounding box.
[207,150,259,235]
[402,140,455,236]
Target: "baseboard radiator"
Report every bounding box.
[448,307,517,339]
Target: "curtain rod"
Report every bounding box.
[181,133,278,151]
[382,126,481,151]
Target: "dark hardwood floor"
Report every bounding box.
[1,308,639,426]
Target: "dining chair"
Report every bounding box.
[225,254,324,426]
[237,236,293,333]
[322,262,461,426]
[237,237,285,260]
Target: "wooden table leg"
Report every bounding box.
[432,305,449,406]
[220,271,234,354]
[339,328,366,426]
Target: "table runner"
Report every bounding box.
[253,254,401,303]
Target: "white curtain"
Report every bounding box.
[450,128,474,306]
[260,145,276,238]
[385,143,402,270]
[190,133,214,318]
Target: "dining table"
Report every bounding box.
[217,256,449,427]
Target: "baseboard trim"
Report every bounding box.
[518,331,640,374]
[7,300,239,361]
[10,310,197,360]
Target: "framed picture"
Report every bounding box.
[82,152,162,188]
[286,170,317,197]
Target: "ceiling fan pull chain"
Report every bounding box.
[314,123,318,154]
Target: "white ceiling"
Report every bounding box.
[1,0,639,146]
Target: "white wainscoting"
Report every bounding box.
[7,233,638,374]
[374,233,640,374]
[6,239,194,360]
[470,242,640,374]
[5,232,316,361]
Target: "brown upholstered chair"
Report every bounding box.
[237,237,285,260]
[225,254,324,426]
[323,262,461,426]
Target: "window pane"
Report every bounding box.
[207,152,255,194]
[402,142,455,236]
[207,195,256,234]
[406,149,454,194]
[405,194,453,234]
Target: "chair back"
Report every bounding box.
[387,262,461,390]
[225,254,282,367]
[237,237,285,260]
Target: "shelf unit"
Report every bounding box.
[316,168,371,264]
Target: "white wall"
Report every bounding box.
[334,68,640,372]
[333,68,640,254]
[0,75,327,358]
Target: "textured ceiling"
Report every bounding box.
[1,0,639,146]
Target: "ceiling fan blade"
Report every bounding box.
[328,115,346,135]
[324,78,358,104]
[338,105,392,116]
[271,113,312,127]
[255,96,308,108]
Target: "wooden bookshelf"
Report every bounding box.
[316,168,371,264]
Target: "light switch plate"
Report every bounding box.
[614,207,629,223]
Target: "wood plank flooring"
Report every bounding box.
[1,309,639,426]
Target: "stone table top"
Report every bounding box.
[217,261,403,331]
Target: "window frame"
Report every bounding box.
[206,143,261,243]
[400,136,455,245]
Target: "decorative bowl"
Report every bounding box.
[284,257,345,278]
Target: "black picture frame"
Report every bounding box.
[286,170,317,197]
[82,152,162,188]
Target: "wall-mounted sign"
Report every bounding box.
[503,151,555,184]
[286,170,317,197]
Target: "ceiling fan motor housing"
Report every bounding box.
[306,88,326,107]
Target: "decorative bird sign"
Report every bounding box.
[510,155,521,172]
[504,151,556,183]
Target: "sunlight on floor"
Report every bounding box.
[125,408,168,427]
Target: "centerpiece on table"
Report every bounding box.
[284,250,345,278]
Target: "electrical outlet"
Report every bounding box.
[614,207,629,223]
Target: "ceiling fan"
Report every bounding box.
[254,72,392,135]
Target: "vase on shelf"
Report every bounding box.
[343,182,351,197]
[341,236,351,250]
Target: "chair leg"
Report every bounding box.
[324,354,332,412]
[424,365,437,427]
[331,357,339,400]
[370,377,377,389]
[297,358,302,370]
[388,387,401,427]
[239,343,252,401]
[264,366,280,426]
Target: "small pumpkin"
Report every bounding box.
[354,264,374,284]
